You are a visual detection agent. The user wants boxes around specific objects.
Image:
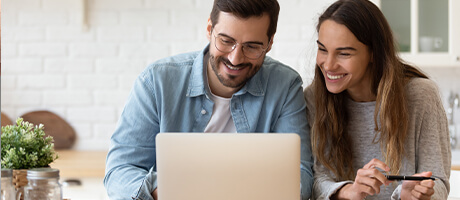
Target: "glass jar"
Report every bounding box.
[1,169,16,200]
[23,168,62,200]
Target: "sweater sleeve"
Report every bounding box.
[312,158,353,199]
[391,78,451,199]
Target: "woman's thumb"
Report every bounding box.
[414,171,432,177]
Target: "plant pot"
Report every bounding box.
[13,169,27,200]
[12,169,28,189]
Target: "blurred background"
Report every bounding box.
[3,0,458,151]
[1,0,333,150]
[2,0,460,199]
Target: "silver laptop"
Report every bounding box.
[155,133,301,200]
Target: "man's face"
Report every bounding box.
[206,12,272,95]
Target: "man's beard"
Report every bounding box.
[209,55,262,89]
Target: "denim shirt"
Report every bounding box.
[104,45,313,200]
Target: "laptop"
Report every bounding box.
[155,133,301,200]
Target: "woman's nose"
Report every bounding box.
[322,55,336,70]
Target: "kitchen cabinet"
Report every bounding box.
[453,149,460,171]
[370,0,460,68]
[450,170,460,200]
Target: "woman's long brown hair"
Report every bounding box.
[311,0,428,181]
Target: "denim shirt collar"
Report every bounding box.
[187,44,265,98]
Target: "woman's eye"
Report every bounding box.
[339,53,351,56]
[318,48,327,53]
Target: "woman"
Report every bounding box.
[304,0,451,199]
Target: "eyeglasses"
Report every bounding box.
[212,30,270,60]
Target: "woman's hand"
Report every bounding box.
[333,159,391,200]
[400,171,435,200]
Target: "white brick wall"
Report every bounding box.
[2,0,460,150]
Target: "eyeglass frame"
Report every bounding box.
[211,29,271,60]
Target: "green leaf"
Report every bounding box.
[1,117,59,169]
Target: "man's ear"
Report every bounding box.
[206,18,212,42]
[266,35,274,53]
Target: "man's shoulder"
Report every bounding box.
[262,56,301,81]
[135,51,201,85]
[248,56,303,96]
[263,56,300,77]
[150,51,200,68]
[140,51,200,76]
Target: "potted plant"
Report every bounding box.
[1,117,59,189]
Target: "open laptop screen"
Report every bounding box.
[156,133,301,200]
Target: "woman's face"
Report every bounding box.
[316,20,374,102]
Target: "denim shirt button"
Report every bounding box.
[201,109,207,115]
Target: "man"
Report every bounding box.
[103,0,313,199]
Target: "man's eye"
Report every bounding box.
[220,39,234,45]
[245,44,261,50]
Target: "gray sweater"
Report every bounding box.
[304,78,451,200]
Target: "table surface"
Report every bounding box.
[49,150,108,178]
[49,150,460,174]
[62,177,109,200]
[49,150,459,199]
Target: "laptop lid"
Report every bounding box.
[156,133,301,200]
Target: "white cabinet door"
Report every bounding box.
[450,0,460,66]
[449,170,460,199]
[371,0,460,68]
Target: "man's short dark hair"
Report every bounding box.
[210,0,280,39]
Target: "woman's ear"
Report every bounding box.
[206,18,212,42]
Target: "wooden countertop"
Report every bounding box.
[47,150,460,177]
[49,150,107,178]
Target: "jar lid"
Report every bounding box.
[27,168,60,179]
[1,169,13,177]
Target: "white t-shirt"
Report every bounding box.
[204,92,237,133]
[203,52,236,133]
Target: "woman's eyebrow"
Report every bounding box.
[316,40,325,48]
[317,40,357,51]
[336,47,357,51]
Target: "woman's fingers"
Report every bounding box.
[355,168,388,195]
[419,179,435,189]
[357,167,388,186]
[402,172,435,200]
[354,175,380,195]
[411,185,434,200]
[363,158,390,172]
[412,180,435,198]
[350,159,398,198]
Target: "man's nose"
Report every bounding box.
[227,45,245,65]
